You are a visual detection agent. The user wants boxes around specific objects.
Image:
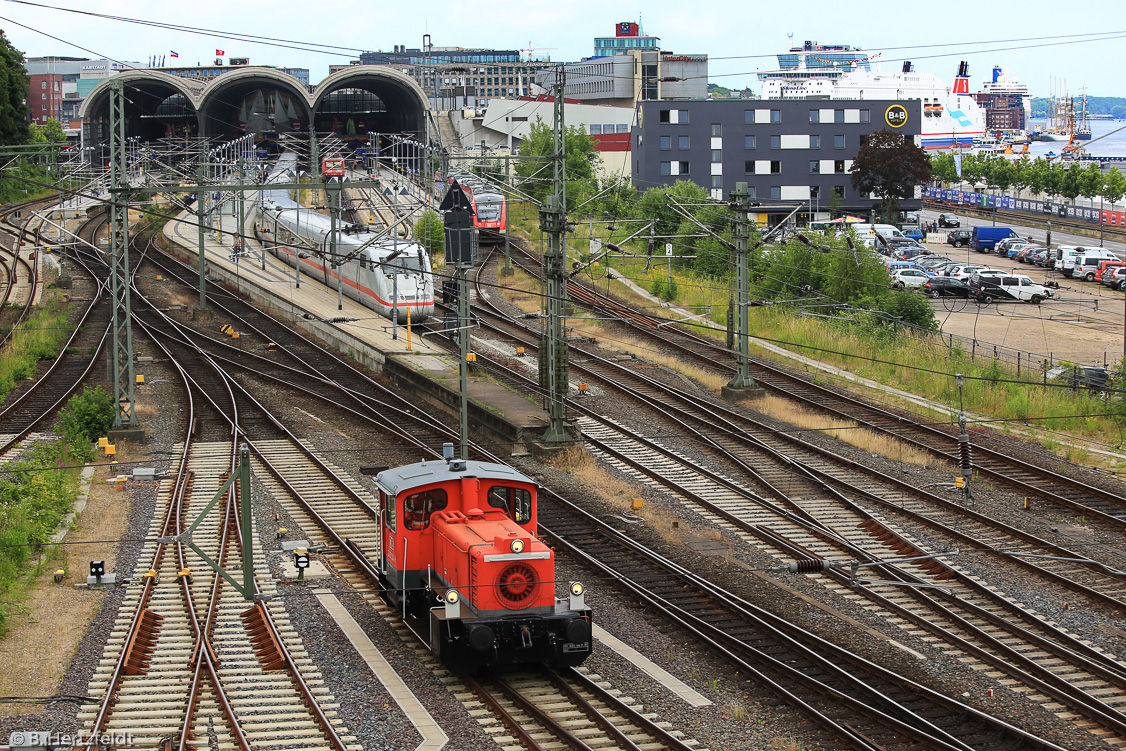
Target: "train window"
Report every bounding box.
[487,486,532,525]
[382,491,396,532]
[403,488,448,531]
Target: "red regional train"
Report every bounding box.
[372,446,592,672]
[449,173,506,234]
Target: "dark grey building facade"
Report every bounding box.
[632,99,923,215]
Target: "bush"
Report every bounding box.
[57,386,114,445]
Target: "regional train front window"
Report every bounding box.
[402,488,448,531]
[487,486,532,524]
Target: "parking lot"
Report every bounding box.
[913,234,1124,368]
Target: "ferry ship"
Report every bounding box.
[971,66,1031,138]
[757,40,985,149]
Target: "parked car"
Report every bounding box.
[938,213,960,228]
[1015,245,1045,263]
[946,229,973,247]
[1046,365,1111,391]
[917,255,952,270]
[890,269,931,288]
[904,211,920,224]
[1004,242,1035,259]
[1100,266,1126,290]
[901,227,925,242]
[969,273,1054,304]
[921,276,971,298]
[1092,260,1126,283]
[886,261,935,276]
[1029,248,1053,267]
[944,263,988,280]
[994,237,1025,256]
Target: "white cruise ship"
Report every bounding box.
[757,40,985,149]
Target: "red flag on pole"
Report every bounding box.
[216,49,225,56]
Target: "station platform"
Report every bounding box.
[161,206,558,455]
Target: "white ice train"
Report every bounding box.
[254,156,434,322]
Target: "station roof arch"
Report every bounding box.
[81,70,201,142]
[313,66,430,137]
[196,66,313,139]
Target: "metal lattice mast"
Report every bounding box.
[723,182,763,399]
[539,71,569,443]
[108,80,137,428]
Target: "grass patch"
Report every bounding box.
[0,291,73,402]
[0,387,111,635]
[748,395,940,467]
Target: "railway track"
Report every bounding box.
[504,240,1126,528]
[131,239,1076,749]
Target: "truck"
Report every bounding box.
[971,226,1019,252]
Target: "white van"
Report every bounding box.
[852,223,905,249]
[1056,246,1116,277]
[1070,249,1122,281]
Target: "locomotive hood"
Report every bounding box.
[432,507,554,617]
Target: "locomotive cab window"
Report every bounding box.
[487,486,532,524]
[381,490,396,532]
[402,488,448,531]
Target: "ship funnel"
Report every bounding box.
[992,66,1002,83]
[902,61,914,73]
[953,61,970,95]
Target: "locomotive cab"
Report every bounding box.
[372,448,592,673]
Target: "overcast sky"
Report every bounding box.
[2,0,1122,98]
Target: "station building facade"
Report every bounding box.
[632,99,923,214]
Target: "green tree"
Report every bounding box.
[1078,163,1104,201]
[636,180,711,238]
[1060,163,1083,202]
[1103,168,1126,206]
[514,118,600,212]
[30,117,66,144]
[0,30,30,145]
[929,152,956,184]
[850,129,932,219]
[413,209,445,260]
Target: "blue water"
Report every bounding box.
[1027,119,1126,158]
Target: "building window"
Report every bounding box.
[616,124,629,133]
[660,109,671,123]
[711,123,722,137]
[835,160,845,173]
[744,110,754,124]
[744,161,755,174]
[809,109,819,123]
[660,162,672,176]
[770,186,781,200]
[770,135,780,149]
[770,109,780,123]
[770,160,781,174]
[832,186,845,198]
[810,160,820,173]
[809,135,820,149]
[679,110,689,123]
[660,135,671,150]
[711,175,723,188]
[679,161,690,174]
[678,135,690,149]
[590,124,602,135]
[834,109,845,123]
[40,81,46,89]
[744,135,756,149]
[810,185,821,200]
[834,135,845,149]
[860,109,870,123]
[711,150,722,162]
[747,186,756,198]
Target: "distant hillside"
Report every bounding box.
[1031,96,1126,119]
[707,83,756,99]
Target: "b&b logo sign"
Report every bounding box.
[885,105,908,128]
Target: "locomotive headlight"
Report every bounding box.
[569,581,586,610]
[569,581,584,597]
[445,589,460,604]
[510,538,525,554]
[443,588,462,619]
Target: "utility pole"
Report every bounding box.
[440,181,475,461]
[328,177,343,310]
[107,79,138,429]
[722,182,763,401]
[196,163,208,309]
[539,72,570,443]
[501,156,513,277]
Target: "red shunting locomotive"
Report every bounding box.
[372,445,592,672]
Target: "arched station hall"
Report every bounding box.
[81,66,431,158]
